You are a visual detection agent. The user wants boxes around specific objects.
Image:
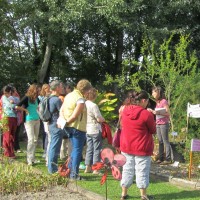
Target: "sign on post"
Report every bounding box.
[187,103,200,118]
[189,139,200,179]
[191,139,200,152]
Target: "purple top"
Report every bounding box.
[155,99,169,125]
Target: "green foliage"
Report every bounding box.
[104,34,200,161]
[0,111,8,133]
[95,92,118,123]
[0,158,66,195]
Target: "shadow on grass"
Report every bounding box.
[154,190,200,200]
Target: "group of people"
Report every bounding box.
[0,79,105,181]
[0,81,172,200]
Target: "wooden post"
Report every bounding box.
[186,116,189,140]
[188,151,193,180]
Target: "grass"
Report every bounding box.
[77,171,200,200]
[1,139,200,199]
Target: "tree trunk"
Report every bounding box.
[113,29,123,94]
[115,29,123,76]
[38,32,52,84]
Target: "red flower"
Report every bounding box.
[92,148,126,185]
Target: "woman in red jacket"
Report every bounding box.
[120,90,156,200]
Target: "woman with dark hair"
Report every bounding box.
[120,90,156,200]
[11,86,23,153]
[15,84,40,165]
[148,86,171,165]
[119,90,136,120]
[1,85,18,158]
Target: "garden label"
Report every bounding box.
[191,139,200,152]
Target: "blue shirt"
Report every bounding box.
[49,96,62,124]
[2,95,17,118]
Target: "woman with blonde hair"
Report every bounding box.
[16,84,40,165]
[60,79,92,180]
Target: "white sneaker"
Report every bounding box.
[28,162,33,166]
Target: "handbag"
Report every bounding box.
[112,128,121,148]
[58,157,70,177]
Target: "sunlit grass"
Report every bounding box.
[1,139,200,199]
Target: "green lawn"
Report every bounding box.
[14,141,200,200]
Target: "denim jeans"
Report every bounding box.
[121,152,151,189]
[156,123,171,161]
[85,132,102,166]
[48,122,64,173]
[67,127,86,179]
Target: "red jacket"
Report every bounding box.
[101,122,113,145]
[120,105,156,156]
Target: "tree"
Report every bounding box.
[104,34,199,137]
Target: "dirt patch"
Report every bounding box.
[0,186,89,200]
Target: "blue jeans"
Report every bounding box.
[48,123,64,173]
[67,127,86,179]
[85,132,102,166]
[156,123,171,161]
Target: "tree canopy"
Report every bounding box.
[1,0,200,91]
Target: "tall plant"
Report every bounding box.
[95,92,118,124]
[104,34,199,138]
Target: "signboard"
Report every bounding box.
[191,139,200,152]
[187,103,200,118]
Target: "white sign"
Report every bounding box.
[187,103,200,118]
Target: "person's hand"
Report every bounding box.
[147,108,156,115]
[25,109,29,115]
[147,108,153,112]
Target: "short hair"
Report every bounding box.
[87,88,97,100]
[65,82,74,91]
[3,85,13,94]
[76,79,92,94]
[50,80,62,91]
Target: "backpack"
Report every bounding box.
[37,96,52,122]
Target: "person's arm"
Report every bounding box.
[146,112,156,135]
[157,104,170,117]
[93,104,105,123]
[15,96,29,115]
[55,98,62,112]
[66,103,85,125]
[147,100,170,117]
